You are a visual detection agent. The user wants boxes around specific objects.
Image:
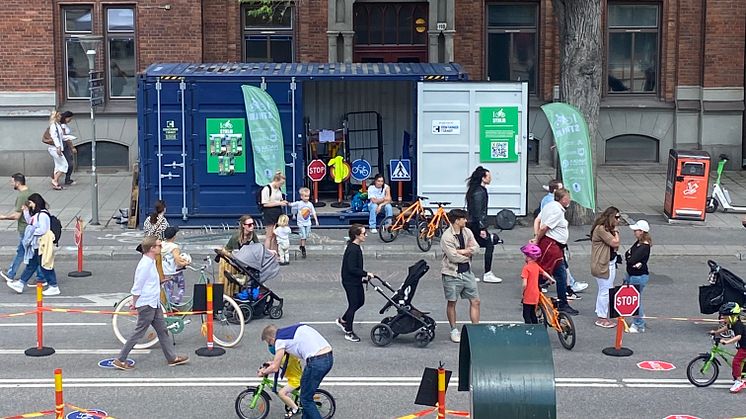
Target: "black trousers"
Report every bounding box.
[469,225,493,273]
[63,148,74,183]
[341,283,365,333]
[523,303,538,324]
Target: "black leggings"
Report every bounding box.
[523,303,538,324]
[342,283,365,333]
[470,226,494,273]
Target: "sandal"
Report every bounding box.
[284,408,300,418]
[52,184,63,191]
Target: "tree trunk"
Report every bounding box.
[552,0,602,225]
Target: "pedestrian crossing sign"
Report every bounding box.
[390,159,411,181]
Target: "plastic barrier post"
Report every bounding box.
[398,181,403,202]
[68,217,92,278]
[437,366,446,419]
[196,283,225,357]
[25,284,55,357]
[312,180,326,208]
[602,317,633,357]
[54,368,64,419]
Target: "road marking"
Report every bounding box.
[302,320,524,325]
[0,349,149,355]
[0,322,107,327]
[0,303,110,308]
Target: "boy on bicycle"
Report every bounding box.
[267,344,303,417]
[710,302,746,393]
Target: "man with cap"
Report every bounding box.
[625,219,652,333]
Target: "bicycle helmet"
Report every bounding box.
[520,243,542,259]
[720,302,741,316]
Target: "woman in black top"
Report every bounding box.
[625,220,652,333]
[465,166,502,283]
[336,224,375,342]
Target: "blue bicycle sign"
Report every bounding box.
[350,159,372,181]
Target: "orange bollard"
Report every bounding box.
[54,368,63,419]
[196,283,225,357]
[398,181,403,202]
[602,317,633,357]
[437,366,446,418]
[25,284,55,357]
[68,217,91,278]
[614,317,624,350]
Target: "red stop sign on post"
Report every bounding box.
[614,285,640,317]
[307,159,327,182]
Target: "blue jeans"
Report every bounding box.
[368,202,392,228]
[300,352,333,419]
[19,249,57,287]
[552,259,568,304]
[8,233,42,280]
[626,274,649,329]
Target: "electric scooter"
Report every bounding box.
[706,155,746,213]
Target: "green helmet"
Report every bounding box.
[719,302,742,316]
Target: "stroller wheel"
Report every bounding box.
[414,330,430,348]
[268,306,283,320]
[239,304,253,324]
[370,324,394,347]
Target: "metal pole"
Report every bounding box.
[290,77,297,202]
[90,94,100,225]
[180,80,187,220]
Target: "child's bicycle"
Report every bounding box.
[415,201,451,252]
[111,258,245,349]
[378,195,434,242]
[534,290,576,350]
[687,335,745,387]
[235,363,336,419]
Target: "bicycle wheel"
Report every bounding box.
[211,295,245,347]
[416,221,432,252]
[379,216,399,243]
[235,387,271,419]
[556,312,576,350]
[687,354,719,387]
[112,295,163,349]
[308,388,336,419]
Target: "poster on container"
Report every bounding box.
[241,85,286,187]
[479,106,519,163]
[206,118,246,176]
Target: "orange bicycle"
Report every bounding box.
[535,290,576,350]
[379,195,434,243]
[415,201,451,252]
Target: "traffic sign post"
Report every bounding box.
[389,159,411,202]
[306,159,327,207]
[603,284,641,357]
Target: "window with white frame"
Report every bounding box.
[607,3,660,94]
[106,8,136,98]
[63,7,94,99]
[242,3,294,62]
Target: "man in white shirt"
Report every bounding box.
[260,324,333,419]
[113,236,189,370]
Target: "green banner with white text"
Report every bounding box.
[541,102,596,211]
[241,85,286,186]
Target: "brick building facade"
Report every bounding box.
[0,0,743,175]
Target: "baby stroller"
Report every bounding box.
[369,259,436,348]
[699,260,746,315]
[214,245,284,323]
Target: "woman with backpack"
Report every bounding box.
[5,193,61,295]
[260,172,288,252]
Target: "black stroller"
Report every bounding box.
[369,260,436,348]
[214,246,284,323]
[699,260,746,315]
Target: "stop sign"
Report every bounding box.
[307,159,326,182]
[614,285,640,317]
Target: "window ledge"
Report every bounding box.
[601,96,674,110]
[62,100,136,115]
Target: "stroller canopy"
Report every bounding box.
[380,259,429,313]
[231,243,280,284]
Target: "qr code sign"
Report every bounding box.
[490,142,508,159]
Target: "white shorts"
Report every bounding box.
[48,147,68,173]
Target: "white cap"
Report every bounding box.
[628,220,650,232]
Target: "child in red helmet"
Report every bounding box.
[521,243,555,324]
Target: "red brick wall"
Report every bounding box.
[703,0,745,88]
[455,0,485,80]
[203,0,230,62]
[297,0,328,62]
[674,0,703,88]
[138,0,203,69]
[0,0,56,91]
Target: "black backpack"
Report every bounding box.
[40,209,62,246]
[256,185,269,210]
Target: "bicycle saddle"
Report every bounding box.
[416,195,429,200]
[430,201,451,206]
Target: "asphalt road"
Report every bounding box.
[0,255,745,419]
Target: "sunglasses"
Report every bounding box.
[614,215,621,219]
[243,222,254,226]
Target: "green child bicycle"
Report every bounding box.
[687,335,745,387]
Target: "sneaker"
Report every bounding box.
[64,179,76,185]
[6,280,23,294]
[334,318,347,332]
[300,246,307,259]
[475,276,481,282]
[42,286,60,296]
[0,270,12,282]
[168,356,189,367]
[482,272,503,283]
[731,380,746,393]
[344,332,361,342]
[450,328,461,343]
[370,229,378,234]
[571,282,589,293]
[112,359,134,371]
[628,324,644,333]
[566,292,582,301]
[558,304,579,316]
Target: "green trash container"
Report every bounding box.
[458,324,556,419]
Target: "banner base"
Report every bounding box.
[196,346,225,357]
[68,271,92,278]
[25,347,55,357]
[602,347,633,357]
[330,202,350,208]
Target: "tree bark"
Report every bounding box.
[552,0,602,225]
